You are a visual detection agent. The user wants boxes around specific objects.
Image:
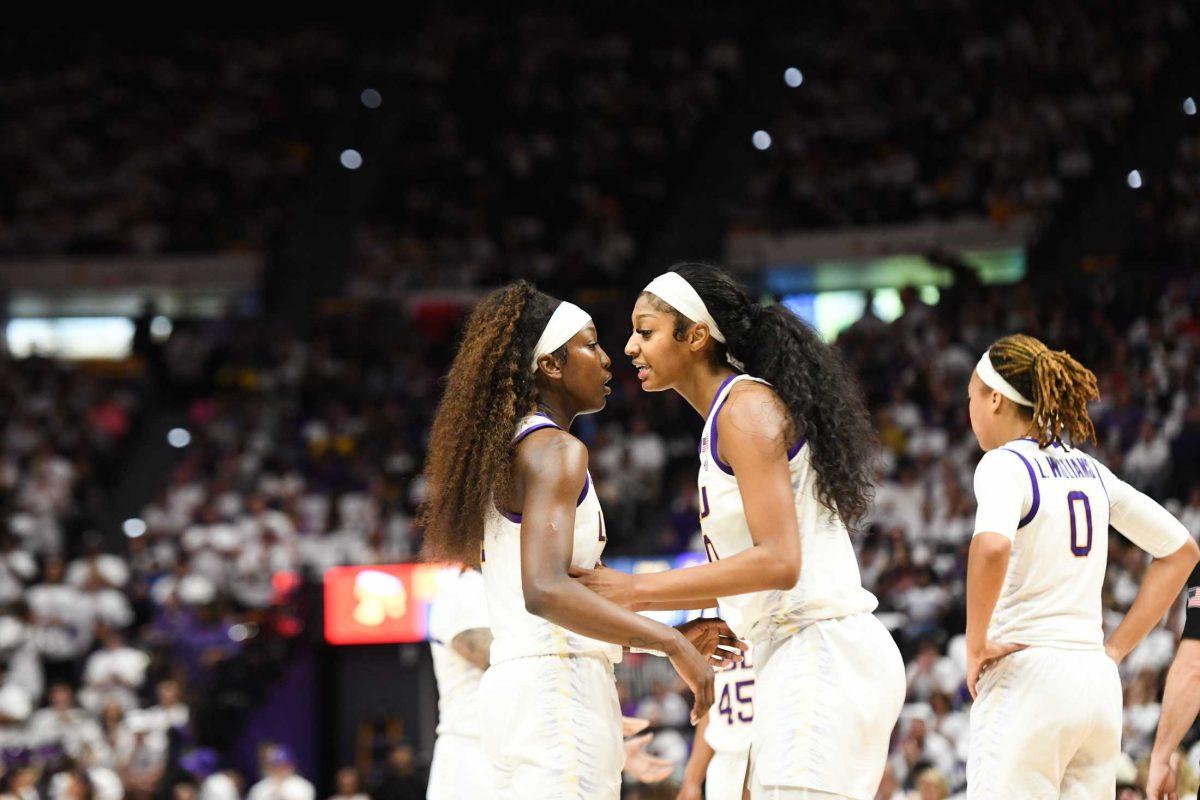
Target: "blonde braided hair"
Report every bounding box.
[988,333,1100,449]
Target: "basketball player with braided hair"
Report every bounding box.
[965,333,1199,799]
[420,281,738,800]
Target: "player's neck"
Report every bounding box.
[678,366,739,419]
[535,396,575,430]
[996,415,1037,446]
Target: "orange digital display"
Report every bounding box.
[323,563,448,645]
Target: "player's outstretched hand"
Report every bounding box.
[622,733,674,784]
[665,632,715,724]
[966,640,1026,699]
[676,618,748,667]
[1145,752,1179,800]
[568,564,636,608]
[621,716,650,737]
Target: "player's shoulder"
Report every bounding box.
[973,446,1030,481]
[719,379,789,440]
[513,425,588,479]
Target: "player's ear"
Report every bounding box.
[536,353,564,379]
[687,322,710,352]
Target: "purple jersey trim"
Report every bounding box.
[1000,447,1041,528]
[499,419,564,521]
[711,393,737,476]
[495,471,591,524]
[512,421,559,447]
[787,437,807,460]
[710,386,805,475]
[1020,436,1062,449]
[707,374,740,418]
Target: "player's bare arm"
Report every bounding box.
[965,532,1024,698]
[574,383,800,607]
[515,428,715,721]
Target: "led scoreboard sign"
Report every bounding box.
[323,553,711,646]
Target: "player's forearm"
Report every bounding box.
[682,715,714,784]
[1151,640,1200,760]
[1108,544,1198,661]
[527,573,688,654]
[636,598,719,612]
[630,547,796,607]
[965,533,1011,650]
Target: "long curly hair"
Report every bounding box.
[647,263,878,530]
[420,281,561,564]
[988,333,1099,448]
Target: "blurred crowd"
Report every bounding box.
[1,10,1199,800]
[0,347,432,797]
[5,280,1200,799]
[102,266,1200,798]
[0,31,346,255]
[347,10,742,297]
[736,0,1191,231]
[1132,130,1200,259]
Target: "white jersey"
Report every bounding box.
[427,567,489,737]
[481,414,621,665]
[698,375,877,651]
[973,437,1190,649]
[704,648,755,754]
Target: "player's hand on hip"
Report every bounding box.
[966,640,1026,699]
[568,564,635,608]
[665,632,715,724]
[622,732,674,784]
[675,618,748,667]
[1145,753,1179,800]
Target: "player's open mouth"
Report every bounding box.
[603,373,612,394]
[632,362,649,381]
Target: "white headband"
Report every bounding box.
[531,301,592,373]
[642,272,726,343]
[976,351,1033,407]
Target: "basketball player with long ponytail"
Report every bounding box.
[572,264,905,800]
[964,334,1198,798]
[420,281,737,800]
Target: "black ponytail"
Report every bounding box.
[650,263,878,529]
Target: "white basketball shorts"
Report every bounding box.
[750,612,905,800]
[427,732,493,800]
[480,652,623,800]
[968,646,1121,800]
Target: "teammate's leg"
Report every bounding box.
[704,749,749,800]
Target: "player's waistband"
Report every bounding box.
[488,649,622,668]
[748,609,881,667]
[994,641,1105,653]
